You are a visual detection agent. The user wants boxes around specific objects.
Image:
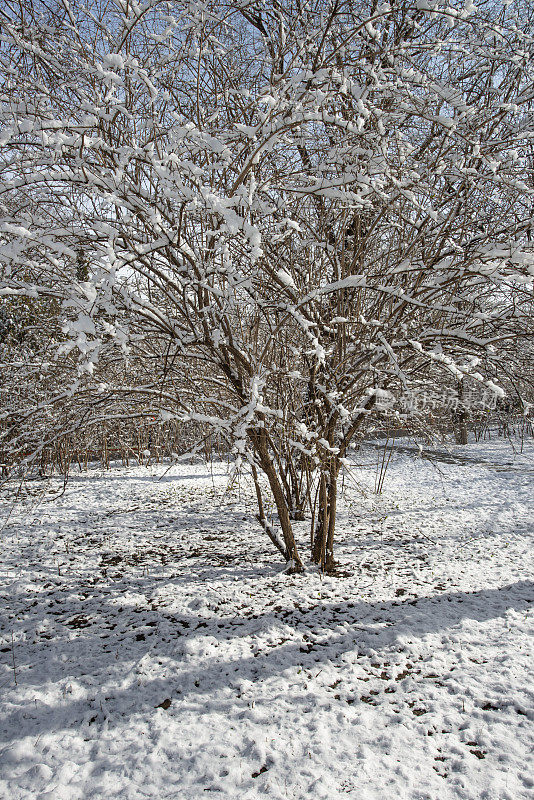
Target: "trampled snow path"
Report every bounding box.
[0,438,532,800]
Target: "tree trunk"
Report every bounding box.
[312,460,339,572]
[312,472,328,565]
[325,467,337,572]
[251,464,287,560]
[454,380,469,445]
[249,430,304,572]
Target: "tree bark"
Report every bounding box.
[312,459,339,572]
[325,464,338,572]
[251,463,288,559]
[312,472,328,565]
[454,380,469,445]
[249,429,304,571]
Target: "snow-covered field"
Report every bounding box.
[1,437,533,800]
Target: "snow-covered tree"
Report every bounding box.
[1,0,533,570]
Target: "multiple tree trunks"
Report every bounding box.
[1,1,533,572]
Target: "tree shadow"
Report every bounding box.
[1,579,531,745]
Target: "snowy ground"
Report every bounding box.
[0,436,533,800]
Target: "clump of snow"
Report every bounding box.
[275,269,295,287]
